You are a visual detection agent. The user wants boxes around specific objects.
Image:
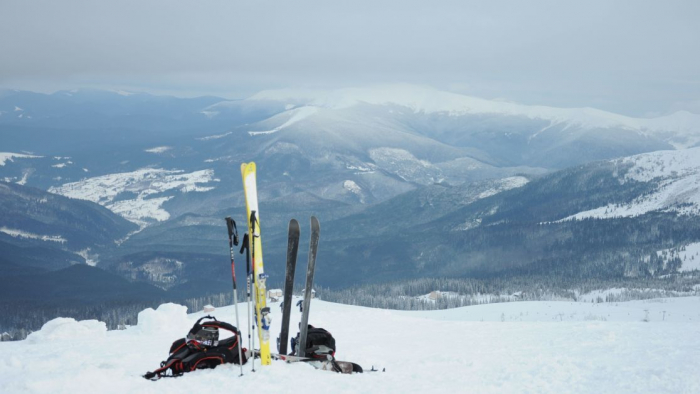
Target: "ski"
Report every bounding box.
[297,216,320,358]
[278,219,300,355]
[240,162,272,366]
[252,350,363,374]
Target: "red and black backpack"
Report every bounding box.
[144,316,247,380]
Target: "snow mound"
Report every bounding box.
[136,303,189,335]
[27,318,106,344]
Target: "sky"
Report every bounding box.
[1,0,698,117]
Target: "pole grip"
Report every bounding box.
[225,217,239,246]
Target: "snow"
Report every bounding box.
[76,248,99,267]
[0,227,67,243]
[2,297,700,393]
[248,106,319,136]
[249,84,700,136]
[0,152,42,166]
[16,171,30,185]
[369,147,441,185]
[197,132,232,141]
[561,148,700,221]
[48,168,218,227]
[477,176,529,199]
[656,242,700,272]
[136,303,190,335]
[51,163,67,168]
[144,146,172,154]
[26,318,106,344]
[343,180,363,198]
[107,196,173,227]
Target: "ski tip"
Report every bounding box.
[289,218,300,229]
[311,216,319,226]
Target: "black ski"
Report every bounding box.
[278,219,300,354]
[251,350,366,374]
[270,352,363,374]
[297,216,320,358]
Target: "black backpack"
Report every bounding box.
[292,325,336,358]
[144,316,247,380]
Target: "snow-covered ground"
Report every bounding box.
[0,152,42,166]
[48,168,218,228]
[0,226,67,243]
[2,297,699,394]
[562,147,700,221]
[656,242,700,272]
[248,106,319,136]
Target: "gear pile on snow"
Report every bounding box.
[292,325,336,358]
[143,316,247,380]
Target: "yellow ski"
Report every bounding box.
[240,162,272,366]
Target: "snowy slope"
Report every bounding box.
[562,147,700,220]
[48,168,219,228]
[2,297,699,394]
[249,84,700,141]
[655,242,700,272]
[0,152,42,166]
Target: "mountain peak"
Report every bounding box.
[248,84,700,136]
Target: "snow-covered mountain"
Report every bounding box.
[248,85,698,134]
[562,148,700,220]
[48,168,220,229]
[2,297,699,393]
[3,87,700,325]
[213,84,700,168]
[0,182,137,273]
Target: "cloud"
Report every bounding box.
[1,0,698,115]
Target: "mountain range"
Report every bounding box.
[1,85,700,318]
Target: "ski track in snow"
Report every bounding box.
[2,297,699,394]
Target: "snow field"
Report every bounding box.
[561,147,700,221]
[1,297,699,394]
[47,168,218,228]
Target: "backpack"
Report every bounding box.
[292,325,336,358]
[143,315,247,380]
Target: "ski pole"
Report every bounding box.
[226,217,244,377]
[240,233,255,372]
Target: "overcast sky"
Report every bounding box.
[1,0,698,116]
